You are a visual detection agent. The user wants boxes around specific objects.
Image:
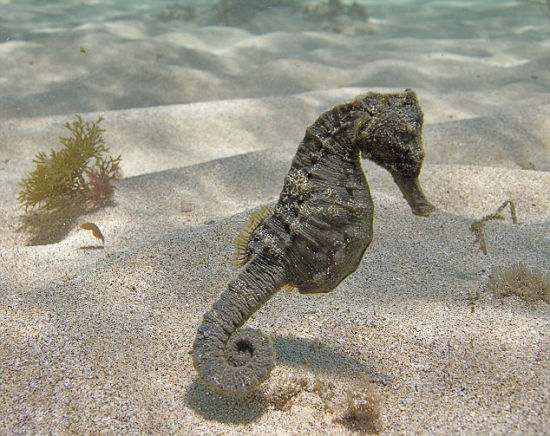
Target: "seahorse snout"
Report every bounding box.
[391,174,435,217]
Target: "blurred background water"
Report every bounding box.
[0,0,549,119]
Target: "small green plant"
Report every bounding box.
[488,263,550,304]
[18,115,121,212]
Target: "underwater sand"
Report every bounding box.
[1,0,549,434]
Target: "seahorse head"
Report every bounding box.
[354,89,425,178]
[354,90,435,217]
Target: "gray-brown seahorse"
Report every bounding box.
[192,89,435,394]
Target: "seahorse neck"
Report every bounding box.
[293,101,365,170]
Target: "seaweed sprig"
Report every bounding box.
[17,114,121,212]
[470,200,517,255]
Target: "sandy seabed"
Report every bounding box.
[1,1,549,434]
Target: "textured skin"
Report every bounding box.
[192,89,435,394]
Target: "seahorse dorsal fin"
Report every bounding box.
[281,284,294,293]
[232,205,272,269]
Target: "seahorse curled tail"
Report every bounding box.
[192,254,287,394]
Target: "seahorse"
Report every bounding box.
[192,89,435,394]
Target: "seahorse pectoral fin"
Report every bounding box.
[391,174,435,217]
